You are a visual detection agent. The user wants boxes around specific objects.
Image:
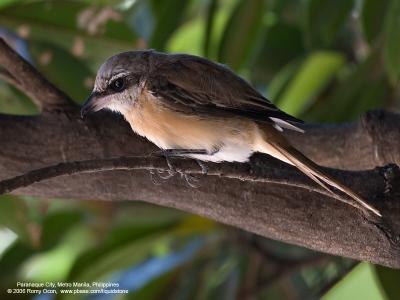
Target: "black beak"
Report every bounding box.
[81,92,100,118]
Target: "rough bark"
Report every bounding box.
[0,38,75,110]
[0,38,399,268]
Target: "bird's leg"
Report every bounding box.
[162,149,209,156]
[180,160,209,188]
[157,151,178,180]
[196,160,208,175]
[162,149,210,176]
[163,150,210,187]
[151,149,211,185]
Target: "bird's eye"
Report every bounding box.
[110,78,126,92]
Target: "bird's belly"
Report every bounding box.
[124,96,257,162]
[188,142,253,162]
[135,115,254,162]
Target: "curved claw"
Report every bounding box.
[182,173,200,188]
[149,150,209,187]
[157,169,176,180]
[149,170,162,185]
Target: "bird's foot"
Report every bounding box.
[150,149,209,187]
[159,154,177,179]
[150,151,177,181]
[149,169,162,185]
[181,173,200,188]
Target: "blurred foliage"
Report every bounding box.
[0,0,400,299]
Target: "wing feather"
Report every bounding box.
[147,53,303,129]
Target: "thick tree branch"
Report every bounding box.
[0,111,399,267]
[0,68,20,87]
[0,38,76,111]
[0,50,399,267]
[0,155,373,214]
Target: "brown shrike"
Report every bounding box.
[81,50,380,217]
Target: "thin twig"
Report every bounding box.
[0,38,76,110]
[0,155,350,203]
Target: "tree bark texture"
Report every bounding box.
[0,38,399,268]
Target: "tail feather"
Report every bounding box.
[272,143,381,216]
[256,127,381,216]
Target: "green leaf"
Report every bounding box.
[195,252,239,299]
[0,1,137,46]
[0,195,32,245]
[345,76,389,120]
[29,41,93,102]
[41,210,84,250]
[0,83,39,115]
[375,265,400,300]
[64,214,211,295]
[0,0,22,9]
[267,59,301,102]
[303,0,354,47]
[65,233,173,295]
[251,22,304,84]
[218,0,266,70]
[322,263,387,300]
[128,270,178,300]
[66,222,175,282]
[203,0,218,57]
[22,225,94,282]
[0,0,137,71]
[0,241,34,284]
[360,0,390,43]
[167,14,204,56]
[306,50,387,122]
[149,0,191,51]
[383,0,400,84]
[269,0,303,22]
[277,51,345,116]
[198,0,234,60]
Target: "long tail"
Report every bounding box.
[257,127,381,217]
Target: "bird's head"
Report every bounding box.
[81,50,152,118]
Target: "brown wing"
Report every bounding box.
[147,53,303,126]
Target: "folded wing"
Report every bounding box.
[147,53,303,132]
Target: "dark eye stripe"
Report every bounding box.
[106,74,141,94]
[109,78,126,92]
